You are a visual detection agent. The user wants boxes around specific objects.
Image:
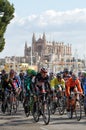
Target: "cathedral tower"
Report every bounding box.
[32,33,36,54]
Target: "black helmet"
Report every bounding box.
[56,73,62,79]
[69,70,73,75]
[63,68,69,74]
[41,67,47,73]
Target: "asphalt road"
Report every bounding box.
[0,102,86,130]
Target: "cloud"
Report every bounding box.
[1,8,86,58]
[10,8,86,31]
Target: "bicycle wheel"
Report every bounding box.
[75,100,82,121]
[84,106,86,116]
[66,105,73,119]
[13,100,18,114]
[7,102,12,115]
[50,101,57,114]
[23,100,30,117]
[58,97,65,115]
[32,101,39,122]
[42,102,50,125]
[1,103,7,113]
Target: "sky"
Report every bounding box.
[1,0,86,59]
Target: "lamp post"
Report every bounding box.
[75,49,78,76]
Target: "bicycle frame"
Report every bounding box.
[67,91,82,121]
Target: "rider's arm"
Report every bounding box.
[75,79,83,94]
[50,78,56,89]
[66,78,71,97]
[61,79,65,90]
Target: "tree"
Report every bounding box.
[0,0,15,52]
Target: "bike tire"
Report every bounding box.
[58,97,65,115]
[13,101,18,114]
[50,101,57,114]
[42,102,50,125]
[24,101,30,117]
[7,102,12,115]
[75,100,82,121]
[33,101,39,122]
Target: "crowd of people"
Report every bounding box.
[0,67,86,117]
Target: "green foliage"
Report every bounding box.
[0,0,15,52]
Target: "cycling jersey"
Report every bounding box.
[66,77,83,97]
[35,72,49,82]
[35,72,51,93]
[50,77,65,90]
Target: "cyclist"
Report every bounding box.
[1,72,16,113]
[33,67,51,115]
[50,73,65,97]
[23,69,37,108]
[66,73,83,111]
[1,70,8,102]
[49,72,55,81]
[81,72,86,116]
[19,70,25,92]
[34,67,51,94]
[63,69,70,82]
[9,69,21,96]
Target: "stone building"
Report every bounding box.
[24,33,72,71]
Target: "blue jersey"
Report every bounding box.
[82,77,86,95]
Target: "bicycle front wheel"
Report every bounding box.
[50,101,57,114]
[23,100,30,117]
[42,102,50,125]
[13,100,18,114]
[75,100,82,121]
[58,97,65,115]
[7,102,12,115]
[32,101,39,122]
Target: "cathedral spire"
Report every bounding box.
[32,32,36,43]
[32,33,36,54]
[24,41,28,57]
[42,32,46,41]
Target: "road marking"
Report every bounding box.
[40,127,48,130]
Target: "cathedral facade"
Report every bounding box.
[24,33,72,71]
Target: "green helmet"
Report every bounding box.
[83,72,86,77]
[27,69,32,75]
[27,69,37,76]
[30,69,37,76]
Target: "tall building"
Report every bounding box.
[24,33,72,71]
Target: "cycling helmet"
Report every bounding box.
[72,73,77,80]
[69,70,73,75]
[82,71,86,77]
[27,69,32,75]
[41,67,47,73]
[9,69,15,74]
[31,70,37,76]
[1,69,6,74]
[56,73,62,79]
[63,68,69,74]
